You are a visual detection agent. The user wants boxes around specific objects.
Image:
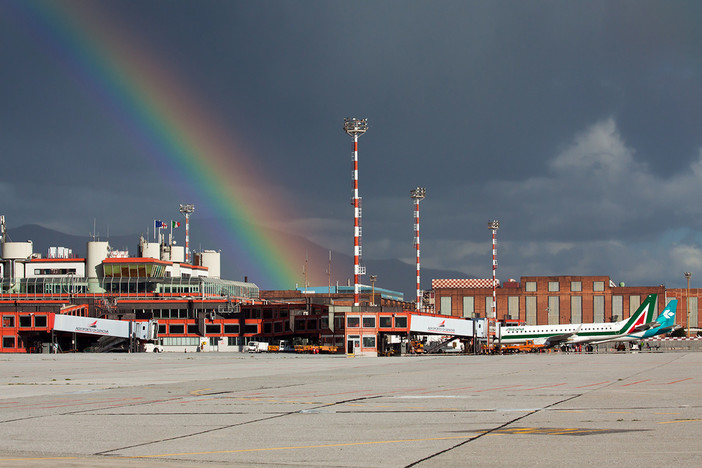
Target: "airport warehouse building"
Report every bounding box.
[0,229,700,354]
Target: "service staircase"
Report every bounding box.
[423,336,460,354]
[91,335,128,353]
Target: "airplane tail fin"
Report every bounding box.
[621,294,657,334]
[656,299,677,328]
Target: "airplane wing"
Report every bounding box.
[542,325,581,348]
[632,321,661,332]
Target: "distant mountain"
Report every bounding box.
[6,223,475,299]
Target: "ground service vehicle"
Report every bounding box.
[247,341,269,353]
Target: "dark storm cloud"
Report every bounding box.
[1,1,701,288]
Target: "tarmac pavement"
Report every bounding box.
[0,351,700,467]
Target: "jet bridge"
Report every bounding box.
[50,313,158,352]
[410,315,487,338]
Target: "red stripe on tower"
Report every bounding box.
[344,118,368,307]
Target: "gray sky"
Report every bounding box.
[2,0,702,289]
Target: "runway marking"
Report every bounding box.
[575,381,609,388]
[665,378,692,384]
[658,418,702,424]
[124,435,473,458]
[519,383,566,391]
[621,379,650,386]
[0,457,78,461]
[474,385,522,392]
[189,388,210,395]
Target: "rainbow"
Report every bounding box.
[9,1,303,289]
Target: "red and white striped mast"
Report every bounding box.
[344,117,368,307]
[411,187,426,311]
[488,219,500,347]
[179,204,195,263]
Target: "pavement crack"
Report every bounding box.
[404,393,583,468]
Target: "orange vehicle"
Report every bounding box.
[498,339,543,353]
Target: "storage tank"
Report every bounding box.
[171,245,185,263]
[86,241,110,279]
[140,241,160,260]
[195,250,220,278]
[2,241,33,260]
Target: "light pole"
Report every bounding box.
[343,118,368,307]
[179,204,195,264]
[685,272,692,338]
[370,275,377,306]
[487,220,500,351]
[410,187,426,311]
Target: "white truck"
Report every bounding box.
[247,341,269,353]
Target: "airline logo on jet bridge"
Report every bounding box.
[428,320,456,334]
[75,320,110,335]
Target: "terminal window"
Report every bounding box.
[347,316,360,328]
[362,335,376,348]
[525,281,537,292]
[362,316,376,328]
[394,316,407,328]
[571,281,582,292]
[2,316,14,328]
[548,282,559,292]
[2,336,14,348]
[379,316,392,328]
[593,281,605,291]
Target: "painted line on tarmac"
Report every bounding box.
[122,435,473,458]
[189,388,211,395]
[0,456,78,462]
[518,383,566,391]
[658,418,702,424]
[574,381,609,388]
[621,379,650,386]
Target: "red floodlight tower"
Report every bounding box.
[343,117,368,307]
[411,187,426,311]
[179,204,195,263]
[488,219,500,347]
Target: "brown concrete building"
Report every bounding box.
[433,275,667,326]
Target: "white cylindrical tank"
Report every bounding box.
[2,241,33,260]
[171,245,185,263]
[140,241,160,260]
[196,250,220,278]
[86,241,110,279]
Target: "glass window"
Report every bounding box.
[347,316,360,328]
[612,296,623,321]
[362,335,376,348]
[571,281,582,292]
[244,324,258,334]
[593,281,605,292]
[2,316,14,328]
[440,296,452,316]
[169,324,185,334]
[394,316,407,328]
[206,324,221,335]
[548,281,559,292]
[571,296,582,323]
[362,316,376,328]
[525,281,537,292]
[548,297,559,324]
[462,296,474,318]
[34,315,47,328]
[19,316,32,328]
[379,316,392,328]
[594,296,605,322]
[188,324,199,334]
[2,336,15,348]
[485,296,494,317]
[508,296,519,320]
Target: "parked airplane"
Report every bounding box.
[497,294,659,348]
[590,299,679,344]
